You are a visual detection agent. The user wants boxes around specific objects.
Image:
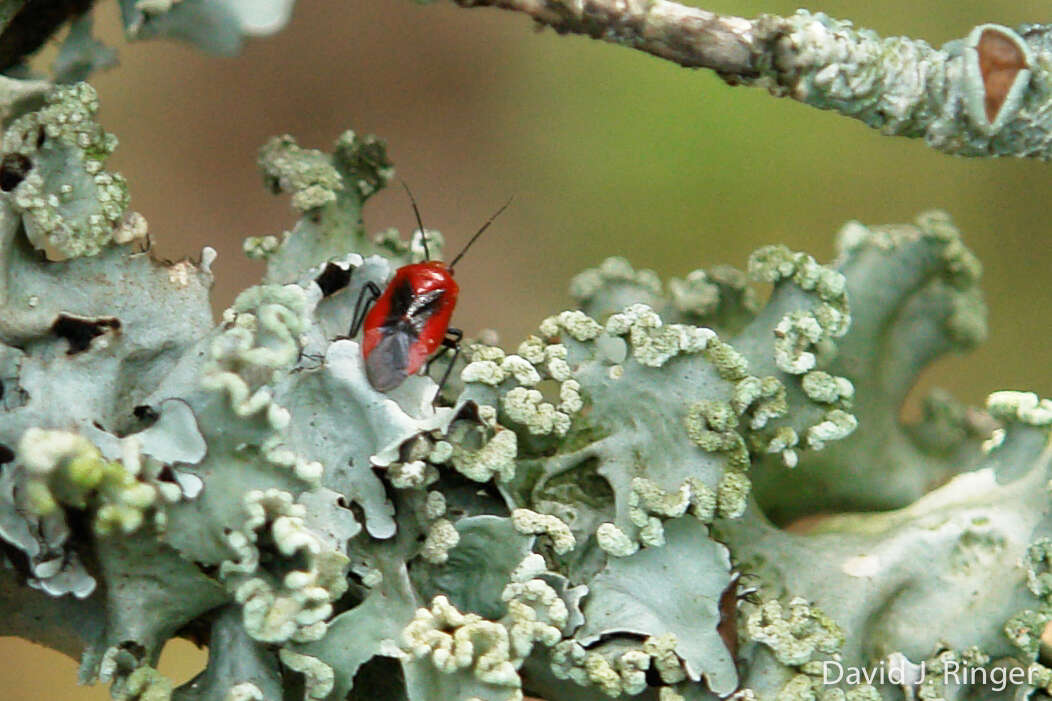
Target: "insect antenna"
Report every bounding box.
[400,180,430,260]
[449,196,513,272]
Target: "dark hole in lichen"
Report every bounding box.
[0,540,30,577]
[0,444,13,464]
[717,572,742,659]
[51,314,121,354]
[429,468,508,518]
[346,494,367,527]
[585,631,647,649]
[315,262,352,296]
[255,524,310,574]
[133,404,158,424]
[642,665,664,689]
[451,399,481,425]
[977,28,1027,123]
[0,153,31,191]
[540,456,612,513]
[0,377,4,400]
[282,668,307,701]
[347,656,406,700]
[35,127,44,149]
[330,576,367,617]
[195,561,219,579]
[117,640,147,660]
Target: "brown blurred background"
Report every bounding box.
[3,0,1051,698]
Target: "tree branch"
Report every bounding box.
[454,0,1052,160]
[456,0,759,76]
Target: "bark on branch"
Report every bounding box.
[453,0,1052,160]
[457,0,761,76]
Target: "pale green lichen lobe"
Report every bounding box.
[746,598,844,666]
[258,135,343,213]
[3,82,138,258]
[511,508,575,554]
[403,596,521,687]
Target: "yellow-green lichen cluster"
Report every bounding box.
[18,428,163,535]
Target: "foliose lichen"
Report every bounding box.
[1,77,1050,701]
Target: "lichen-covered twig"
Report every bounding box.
[453,0,1052,159]
[457,0,757,75]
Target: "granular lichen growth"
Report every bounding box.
[0,81,1050,701]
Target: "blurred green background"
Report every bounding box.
[2,0,1050,698]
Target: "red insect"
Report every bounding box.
[350,184,510,392]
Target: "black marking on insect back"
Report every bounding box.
[406,289,443,319]
[383,280,445,336]
[51,314,121,354]
[0,444,13,464]
[315,263,352,297]
[366,330,412,392]
[385,278,416,322]
[402,290,444,338]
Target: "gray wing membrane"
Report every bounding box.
[365,329,412,391]
[368,279,447,390]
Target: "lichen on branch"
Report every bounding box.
[453,0,1052,160]
[0,74,1049,701]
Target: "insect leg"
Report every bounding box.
[349,281,382,337]
[428,327,463,396]
[293,350,325,372]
